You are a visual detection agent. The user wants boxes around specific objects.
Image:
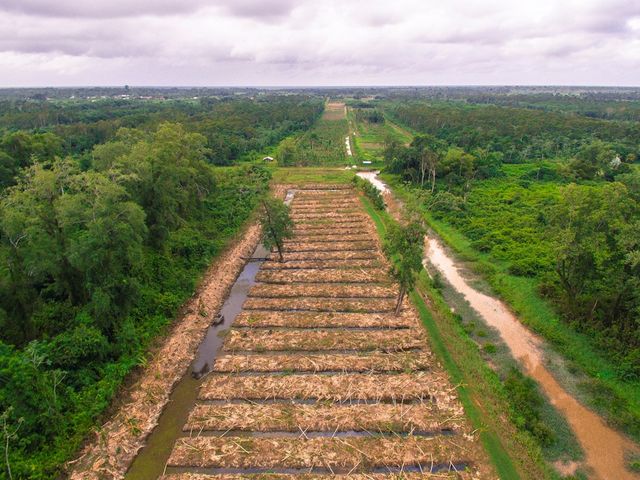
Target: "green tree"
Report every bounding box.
[276,137,297,166]
[96,123,214,246]
[384,221,425,315]
[548,182,640,351]
[568,140,616,180]
[0,160,147,339]
[260,197,294,262]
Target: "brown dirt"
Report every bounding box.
[184,402,460,432]
[249,283,395,298]
[260,258,382,270]
[221,328,425,352]
[210,351,433,373]
[161,473,473,480]
[256,268,389,283]
[270,250,379,261]
[284,241,376,252]
[167,436,481,471]
[233,311,416,328]
[199,372,455,402]
[321,102,347,120]
[242,296,396,312]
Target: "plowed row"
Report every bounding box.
[159,187,491,480]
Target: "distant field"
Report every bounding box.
[322,101,346,120]
[348,106,412,165]
[273,167,354,184]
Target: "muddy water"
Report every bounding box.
[125,191,295,479]
[356,171,388,193]
[364,172,639,480]
[124,244,268,480]
[427,237,639,479]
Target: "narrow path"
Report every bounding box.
[361,172,640,480]
[156,185,493,480]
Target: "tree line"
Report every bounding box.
[382,102,640,381]
[0,100,292,476]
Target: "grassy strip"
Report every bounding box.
[272,167,355,185]
[360,195,557,480]
[385,175,640,443]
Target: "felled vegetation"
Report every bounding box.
[221,328,424,352]
[167,436,480,472]
[211,351,432,373]
[233,311,415,328]
[184,402,458,432]
[158,187,490,479]
[200,372,452,402]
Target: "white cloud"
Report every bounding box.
[0,0,638,86]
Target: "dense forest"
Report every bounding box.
[385,101,640,163]
[382,101,640,383]
[0,95,321,477]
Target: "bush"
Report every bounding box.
[504,368,555,446]
[353,176,385,210]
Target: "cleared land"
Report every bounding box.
[159,186,492,479]
[322,101,347,120]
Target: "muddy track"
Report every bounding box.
[155,187,493,480]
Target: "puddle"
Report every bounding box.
[363,172,640,480]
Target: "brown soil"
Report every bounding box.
[321,102,347,120]
[242,297,396,312]
[161,473,472,480]
[233,311,416,328]
[249,283,395,298]
[199,372,455,402]
[260,259,382,270]
[284,241,376,252]
[270,250,379,261]
[256,268,389,283]
[221,328,424,352]
[184,402,460,432]
[167,436,481,472]
[211,351,433,373]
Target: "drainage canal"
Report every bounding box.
[124,242,270,479]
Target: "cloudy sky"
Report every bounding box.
[0,0,639,86]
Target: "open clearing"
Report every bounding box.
[322,101,347,120]
[157,186,493,479]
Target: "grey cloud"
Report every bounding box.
[223,0,298,19]
[0,0,209,18]
[0,0,301,20]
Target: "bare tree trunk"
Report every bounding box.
[395,286,406,316]
[276,240,284,262]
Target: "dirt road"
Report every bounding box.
[362,172,640,480]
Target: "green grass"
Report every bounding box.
[384,174,640,444]
[272,167,355,184]
[360,195,555,480]
[291,116,350,166]
[348,107,412,167]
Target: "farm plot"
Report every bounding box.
[159,186,492,479]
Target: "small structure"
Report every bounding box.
[362,160,372,165]
[263,156,275,162]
